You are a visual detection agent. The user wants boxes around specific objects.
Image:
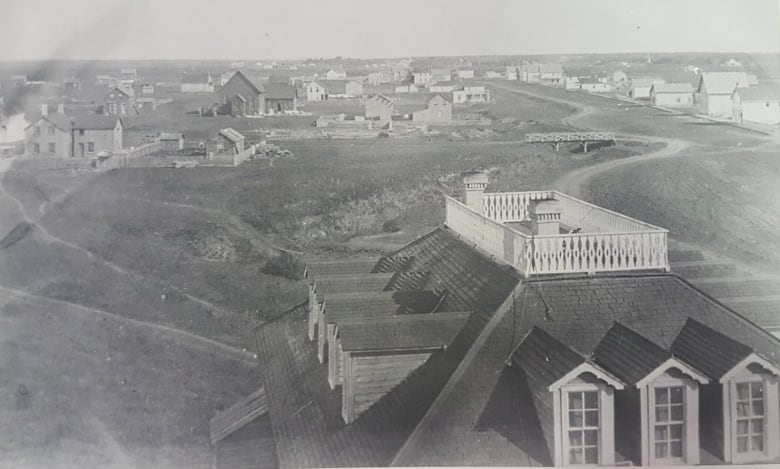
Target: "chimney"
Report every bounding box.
[461,170,488,213]
[530,199,562,236]
[41,103,48,116]
[57,103,65,114]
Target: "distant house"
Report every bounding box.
[364,94,394,129]
[429,81,459,93]
[62,76,81,91]
[696,72,755,118]
[319,80,363,99]
[325,68,347,80]
[733,85,780,125]
[565,76,581,90]
[484,71,503,79]
[611,70,628,85]
[140,83,155,95]
[394,84,419,94]
[265,83,297,113]
[157,132,184,152]
[207,128,245,155]
[0,111,28,144]
[218,70,266,116]
[412,71,432,86]
[456,69,475,79]
[430,68,452,83]
[104,86,136,116]
[181,73,214,93]
[523,63,564,85]
[628,78,665,100]
[306,81,327,101]
[412,94,452,124]
[135,97,157,113]
[25,105,122,158]
[367,71,391,86]
[579,79,611,93]
[96,75,118,87]
[452,85,490,104]
[724,58,743,68]
[120,68,137,84]
[650,83,695,108]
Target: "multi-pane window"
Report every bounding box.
[87,142,95,153]
[568,390,599,464]
[48,143,55,154]
[736,381,765,454]
[654,386,684,460]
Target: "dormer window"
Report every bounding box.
[734,380,765,455]
[652,386,685,461]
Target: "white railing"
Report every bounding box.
[482,191,554,223]
[445,197,529,272]
[447,192,669,276]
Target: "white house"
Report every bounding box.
[650,83,695,108]
[413,71,432,86]
[628,78,665,100]
[579,79,611,93]
[306,81,326,101]
[452,85,491,104]
[733,85,780,125]
[429,81,459,93]
[456,69,475,79]
[697,72,755,118]
[325,68,347,80]
[181,73,214,93]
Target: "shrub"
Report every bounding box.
[261,251,303,280]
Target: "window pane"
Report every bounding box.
[585,410,599,427]
[569,431,583,446]
[656,388,669,404]
[584,430,598,446]
[751,419,764,435]
[751,382,764,399]
[752,435,764,452]
[584,391,598,409]
[670,424,683,440]
[570,448,583,464]
[569,411,583,427]
[655,442,668,459]
[671,441,683,457]
[753,400,765,416]
[670,404,684,421]
[737,402,749,418]
[737,420,749,435]
[569,392,583,410]
[655,425,669,441]
[737,383,750,400]
[656,407,669,422]
[737,436,749,453]
[584,447,598,464]
[670,387,684,404]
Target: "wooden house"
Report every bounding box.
[264,84,297,113]
[732,85,780,125]
[412,94,452,124]
[650,83,695,108]
[181,73,214,93]
[696,72,755,118]
[364,94,394,129]
[218,70,266,116]
[104,86,136,116]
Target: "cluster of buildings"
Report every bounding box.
[211,172,780,468]
[24,104,123,158]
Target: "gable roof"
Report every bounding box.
[428,93,452,104]
[734,84,780,101]
[317,79,360,94]
[111,86,135,97]
[265,83,297,100]
[218,128,244,143]
[698,71,753,95]
[591,322,671,385]
[338,311,471,352]
[512,326,587,387]
[367,94,394,107]
[72,114,120,131]
[651,82,694,94]
[671,318,755,380]
[181,72,212,84]
[223,70,265,94]
[29,113,73,132]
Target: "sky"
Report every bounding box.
[0,0,779,61]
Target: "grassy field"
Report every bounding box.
[0,281,262,469]
[587,147,780,273]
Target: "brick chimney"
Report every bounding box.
[57,103,65,114]
[530,199,562,236]
[41,103,48,116]
[461,170,488,213]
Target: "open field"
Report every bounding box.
[0,284,261,469]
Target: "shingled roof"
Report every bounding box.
[671,318,756,380]
[338,311,471,352]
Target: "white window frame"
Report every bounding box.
[721,354,780,464]
[732,378,766,458]
[562,384,603,466]
[649,381,687,464]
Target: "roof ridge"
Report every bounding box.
[390,283,522,465]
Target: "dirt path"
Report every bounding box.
[0,284,259,363]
